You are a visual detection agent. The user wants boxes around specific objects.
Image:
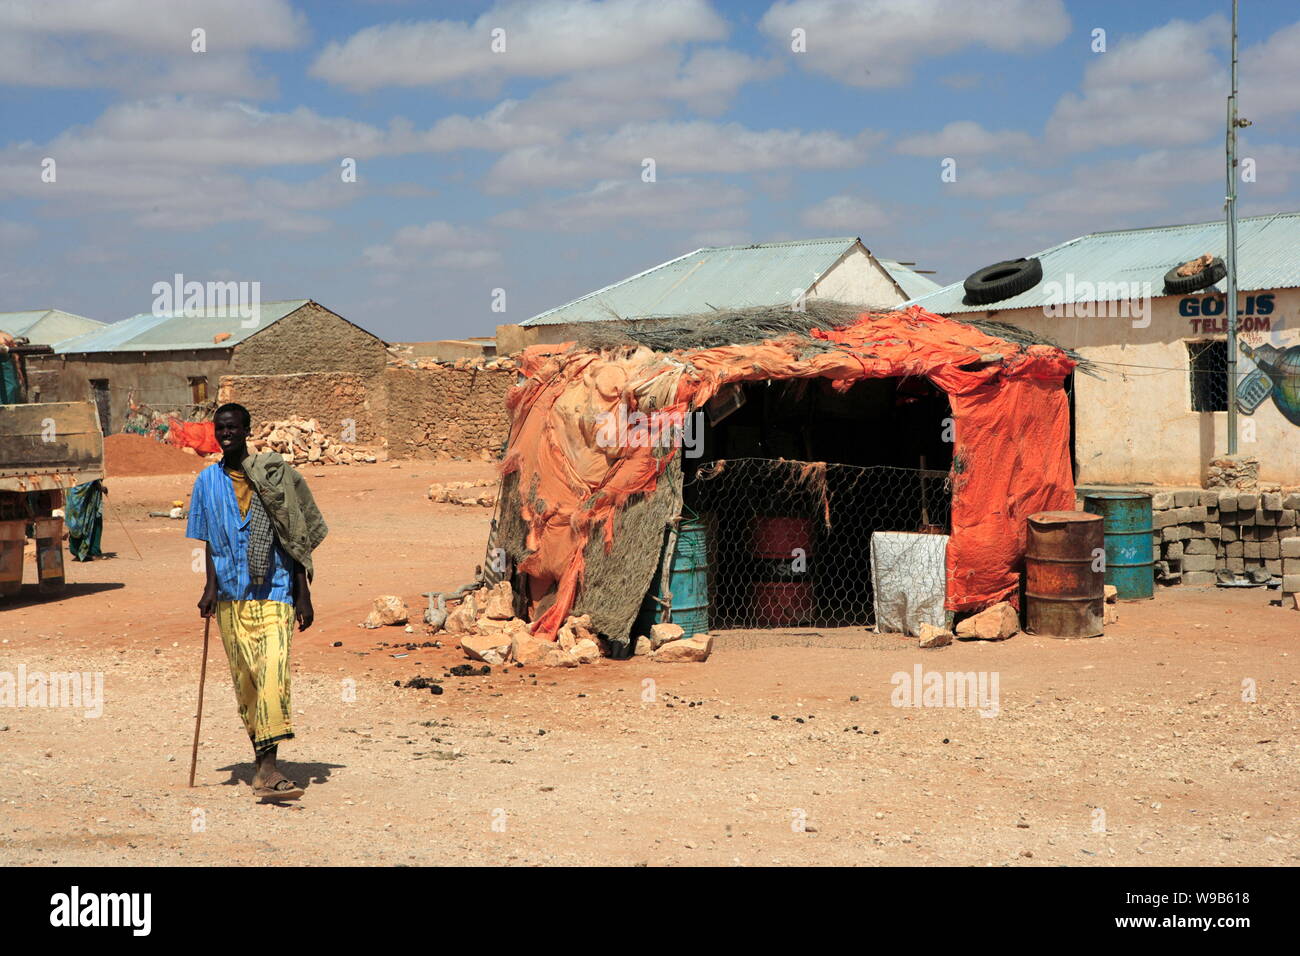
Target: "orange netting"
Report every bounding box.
[501,306,1076,639]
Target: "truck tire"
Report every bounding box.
[1163,256,1226,295]
[962,257,1043,305]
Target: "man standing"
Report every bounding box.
[187,403,327,801]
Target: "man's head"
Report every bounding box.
[213,403,251,456]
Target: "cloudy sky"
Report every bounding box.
[3,0,1299,341]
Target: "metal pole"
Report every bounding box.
[1225,0,1239,454]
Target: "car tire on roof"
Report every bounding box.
[1162,256,1226,295]
[962,257,1043,306]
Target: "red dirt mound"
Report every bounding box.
[104,433,208,478]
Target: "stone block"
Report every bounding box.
[1222,527,1238,542]
[1184,505,1209,522]
[1182,554,1217,572]
[1245,542,1262,558]
[1185,538,1216,555]
[1238,492,1260,510]
[1165,541,1184,559]
[1283,574,1300,594]
[1261,541,1281,560]
[1183,571,1216,586]
[1257,508,1277,527]
[1282,537,1300,559]
[1152,492,1175,510]
[1153,510,1176,529]
[1284,492,1300,510]
[1266,559,1282,575]
[1174,490,1198,507]
[1226,556,1245,573]
[1217,491,1238,511]
[1280,510,1297,528]
[652,633,713,663]
[1204,523,1221,538]
[1198,490,1218,506]
[1264,492,1283,511]
[1226,541,1244,557]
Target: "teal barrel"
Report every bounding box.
[635,517,710,637]
[1083,491,1154,600]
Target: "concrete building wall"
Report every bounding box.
[233,301,388,375]
[809,245,907,307]
[217,371,387,444]
[23,349,232,433]
[947,287,1300,485]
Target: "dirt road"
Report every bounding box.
[1,464,1296,865]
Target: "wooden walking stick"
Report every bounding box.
[189,615,212,787]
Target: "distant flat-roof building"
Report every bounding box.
[499,237,939,352]
[0,309,103,346]
[28,300,387,434]
[906,211,1300,485]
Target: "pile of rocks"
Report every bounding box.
[1205,455,1260,490]
[247,417,378,465]
[388,354,519,372]
[427,480,498,507]
[441,582,713,666]
[1154,488,1300,585]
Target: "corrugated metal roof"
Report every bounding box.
[877,260,942,300]
[523,238,893,326]
[0,309,104,345]
[53,300,309,354]
[905,211,1300,315]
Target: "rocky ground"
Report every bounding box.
[1,463,1296,866]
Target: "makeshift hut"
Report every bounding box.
[492,302,1078,649]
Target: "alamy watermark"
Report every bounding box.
[151,273,262,328]
[0,664,104,718]
[1041,273,1152,328]
[594,405,703,458]
[890,664,999,717]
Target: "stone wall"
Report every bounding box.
[217,372,387,444]
[384,365,513,460]
[218,364,514,460]
[1151,489,1300,585]
[234,301,388,376]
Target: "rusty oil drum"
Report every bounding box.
[1025,511,1104,639]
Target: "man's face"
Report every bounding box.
[213,411,249,454]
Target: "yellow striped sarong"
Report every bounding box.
[215,599,295,753]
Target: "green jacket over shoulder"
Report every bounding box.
[241,451,328,579]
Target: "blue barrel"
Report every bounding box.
[635,517,710,637]
[1083,491,1154,600]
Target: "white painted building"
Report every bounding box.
[907,212,1300,486]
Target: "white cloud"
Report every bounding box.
[896,121,1034,157]
[491,178,748,232]
[799,194,889,231]
[0,0,304,95]
[8,98,399,168]
[311,0,726,91]
[759,0,1069,87]
[485,120,878,191]
[0,219,36,243]
[1045,16,1228,152]
[363,221,502,271]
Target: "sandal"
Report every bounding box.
[252,777,305,802]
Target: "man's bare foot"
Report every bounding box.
[251,744,302,797]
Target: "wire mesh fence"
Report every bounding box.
[682,458,950,630]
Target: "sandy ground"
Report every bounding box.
[1,463,1296,866]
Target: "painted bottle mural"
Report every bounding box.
[1239,341,1300,425]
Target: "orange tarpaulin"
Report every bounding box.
[167,417,220,455]
[502,306,1076,639]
